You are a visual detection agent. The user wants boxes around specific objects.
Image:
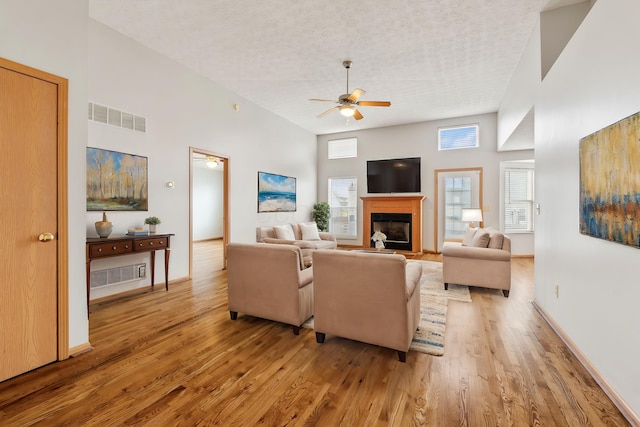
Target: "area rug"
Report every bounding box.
[410,260,471,356]
[303,261,470,356]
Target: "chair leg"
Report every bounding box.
[397,351,407,363]
[444,283,449,290]
[502,290,510,297]
[229,311,238,320]
[292,325,301,335]
[315,332,326,343]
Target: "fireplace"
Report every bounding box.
[361,196,425,253]
[371,213,412,250]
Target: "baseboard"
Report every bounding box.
[532,300,639,426]
[69,342,93,357]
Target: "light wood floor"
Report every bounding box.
[0,241,630,426]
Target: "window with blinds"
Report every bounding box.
[504,168,534,232]
[328,177,358,239]
[438,124,479,150]
[328,137,357,159]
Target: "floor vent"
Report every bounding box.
[88,102,146,133]
[90,263,146,288]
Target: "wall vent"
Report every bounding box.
[88,101,146,133]
[90,263,146,288]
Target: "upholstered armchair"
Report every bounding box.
[227,243,314,334]
[442,227,512,297]
[312,250,423,362]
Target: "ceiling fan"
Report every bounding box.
[310,60,391,121]
[193,154,223,168]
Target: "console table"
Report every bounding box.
[86,233,174,314]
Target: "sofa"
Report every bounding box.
[226,242,314,334]
[256,222,337,267]
[311,249,423,362]
[442,227,512,297]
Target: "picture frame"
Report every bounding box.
[579,111,640,248]
[86,147,148,211]
[257,171,296,213]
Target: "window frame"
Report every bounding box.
[502,165,535,234]
[327,177,358,240]
[438,124,479,151]
[328,137,357,159]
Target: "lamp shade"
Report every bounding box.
[461,208,483,228]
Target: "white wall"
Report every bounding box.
[317,114,535,254]
[535,0,640,417]
[193,165,224,240]
[87,20,317,299]
[0,1,89,347]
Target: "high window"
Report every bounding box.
[328,178,357,239]
[328,137,357,159]
[438,124,479,151]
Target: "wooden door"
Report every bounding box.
[0,62,60,381]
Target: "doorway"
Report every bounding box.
[433,167,483,252]
[0,57,69,381]
[189,148,229,277]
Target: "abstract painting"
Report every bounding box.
[579,111,640,248]
[86,147,148,211]
[258,171,296,212]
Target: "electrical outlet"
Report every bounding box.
[554,284,559,298]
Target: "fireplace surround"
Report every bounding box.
[361,196,425,253]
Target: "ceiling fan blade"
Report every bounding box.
[357,101,391,107]
[353,109,364,120]
[317,106,339,118]
[348,88,366,102]
[309,98,339,103]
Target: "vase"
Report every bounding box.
[95,211,113,238]
[149,224,157,234]
[375,240,385,249]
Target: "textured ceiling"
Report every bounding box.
[89,0,583,137]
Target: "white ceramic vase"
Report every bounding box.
[375,240,385,249]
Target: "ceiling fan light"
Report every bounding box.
[340,105,355,117]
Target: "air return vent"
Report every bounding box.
[88,102,146,133]
[90,263,146,288]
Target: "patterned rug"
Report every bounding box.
[410,260,471,356]
[303,261,470,357]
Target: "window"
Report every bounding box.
[444,176,473,239]
[328,137,357,159]
[438,124,479,150]
[504,167,534,232]
[328,178,357,239]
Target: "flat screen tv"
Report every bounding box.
[367,157,421,193]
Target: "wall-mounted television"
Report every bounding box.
[367,157,421,193]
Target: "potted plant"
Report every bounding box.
[144,216,161,233]
[312,202,330,232]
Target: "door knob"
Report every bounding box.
[38,232,55,242]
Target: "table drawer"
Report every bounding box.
[133,237,168,252]
[89,241,133,258]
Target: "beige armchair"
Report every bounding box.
[256,222,337,267]
[227,243,314,334]
[312,250,423,362]
[442,228,512,297]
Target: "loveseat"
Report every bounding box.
[256,222,337,267]
[312,249,423,362]
[227,242,314,334]
[442,227,512,297]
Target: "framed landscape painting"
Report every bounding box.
[579,111,640,248]
[86,147,148,211]
[258,171,296,212]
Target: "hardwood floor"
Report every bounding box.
[0,241,630,426]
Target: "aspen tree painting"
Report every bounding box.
[86,147,148,211]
